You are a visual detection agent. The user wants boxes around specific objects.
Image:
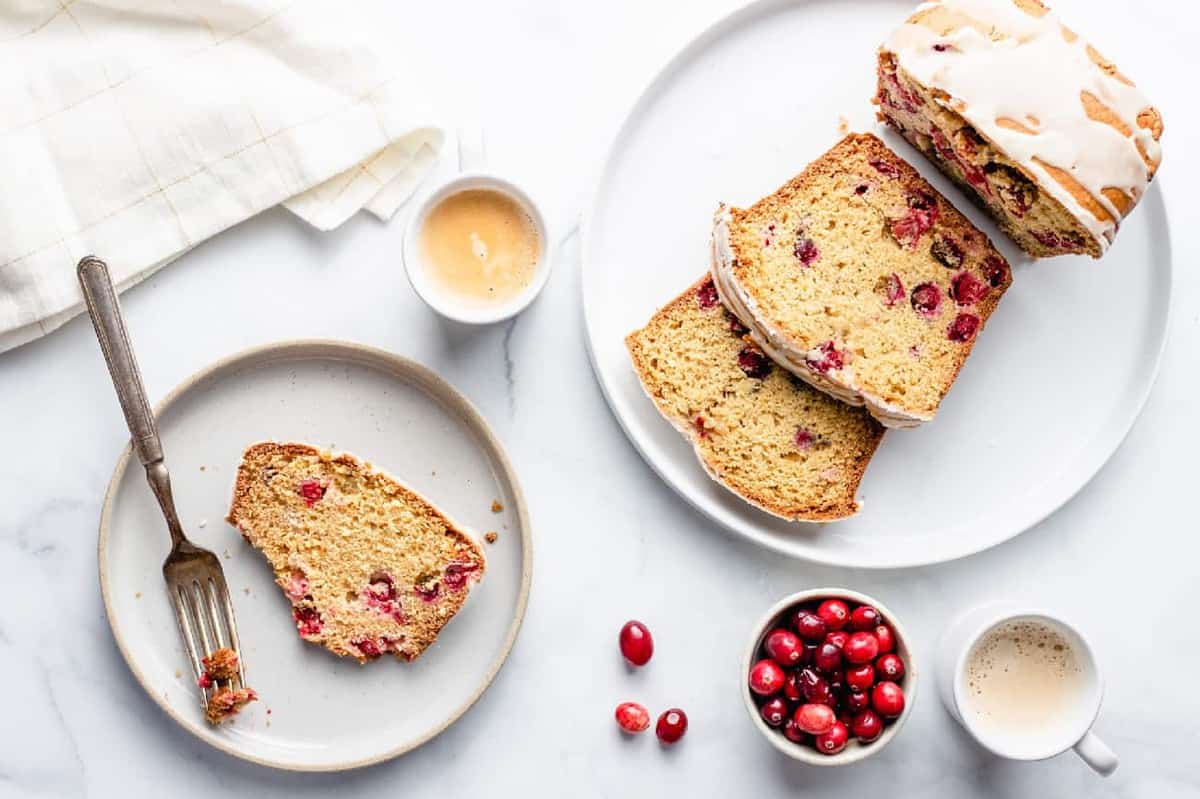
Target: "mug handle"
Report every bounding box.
[1073,730,1118,776]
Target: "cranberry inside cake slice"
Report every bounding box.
[875,0,1162,259]
[712,133,1012,428]
[227,442,485,664]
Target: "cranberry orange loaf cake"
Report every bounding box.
[626,278,885,521]
[712,133,1011,428]
[876,0,1163,258]
[227,443,485,664]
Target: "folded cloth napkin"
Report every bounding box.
[0,0,444,353]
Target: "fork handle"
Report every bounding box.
[78,256,185,547]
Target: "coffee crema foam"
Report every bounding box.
[964,620,1086,741]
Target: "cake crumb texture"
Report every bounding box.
[226,442,485,664]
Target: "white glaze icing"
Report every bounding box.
[710,209,928,429]
[884,0,1161,253]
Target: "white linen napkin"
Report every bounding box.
[0,0,445,353]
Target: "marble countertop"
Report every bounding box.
[2,1,1198,796]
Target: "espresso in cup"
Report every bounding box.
[963,619,1088,752]
[418,188,541,309]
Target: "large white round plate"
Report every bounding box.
[582,0,1172,568]
[100,341,531,770]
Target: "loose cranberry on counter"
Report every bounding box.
[794,703,837,735]
[760,697,789,727]
[792,610,827,642]
[846,688,871,713]
[877,653,905,681]
[874,624,895,654]
[849,606,882,631]
[816,599,850,631]
[843,632,880,665]
[845,664,875,691]
[815,721,850,755]
[619,620,654,666]
[851,710,884,743]
[825,630,849,650]
[615,702,650,733]
[749,659,786,696]
[764,629,805,667]
[813,642,843,674]
[656,709,688,744]
[872,681,906,719]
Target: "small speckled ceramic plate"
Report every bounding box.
[98,340,532,771]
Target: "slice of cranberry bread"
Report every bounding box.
[227,442,485,664]
[626,278,885,522]
[712,133,1012,428]
[876,0,1162,259]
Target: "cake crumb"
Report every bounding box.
[198,519,207,529]
[201,647,240,681]
[200,465,206,472]
[134,591,142,600]
[223,549,231,559]
[485,532,498,544]
[175,669,182,678]
[491,500,504,513]
[205,687,257,725]
[838,116,850,135]
[244,587,251,595]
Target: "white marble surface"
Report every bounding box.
[1,0,1197,796]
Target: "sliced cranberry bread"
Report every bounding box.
[876,0,1162,259]
[712,133,1012,428]
[227,442,485,664]
[626,278,885,522]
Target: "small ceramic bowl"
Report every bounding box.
[742,588,918,766]
[402,172,551,325]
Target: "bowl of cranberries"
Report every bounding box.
[743,588,916,765]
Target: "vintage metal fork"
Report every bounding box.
[78,256,246,708]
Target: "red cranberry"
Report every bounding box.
[874,625,895,654]
[881,272,905,307]
[825,631,849,649]
[950,271,989,305]
[948,313,981,342]
[782,718,807,743]
[443,561,479,591]
[760,696,789,727]
[794,428,815,450]
[292,605,323,637]
[849,606,882,631]
[798,668,832,705]
[869,158,901,179]
[764,629,805,667]
[696,279,720,310]
[982,255,1010,287]
[615,702,650,733]
[872,681,906,718]
[619,620,654,666]
[877,653,905,681]
[749,659,786,696]
[783,670,804,702]
[910,283,943,317]
[816,599,850,631]
[794,703,836,735]
[737,347,773,380]
[802,642,819,666]
[845,664,876,691]
[931,234,964,268]
[794,235,821,266]
[843,632,880,665]
[298,478,326,506]
[352,637,383,659]
[813,642,843,674]
[804,341,845,374]
[656,709,688,744]
[815,721,849,755]
[851,710,883,742]
[846,688,870,712]
[792,610,827,642]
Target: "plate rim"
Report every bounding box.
[97,338,534,771]
[579,0,1175,568]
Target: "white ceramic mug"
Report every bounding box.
[935,603,1118,776]
[401,134,551,325]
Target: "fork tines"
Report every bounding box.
[167,560,246,707]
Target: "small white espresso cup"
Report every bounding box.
[936,603,1118,776]
[402,172,551,325]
